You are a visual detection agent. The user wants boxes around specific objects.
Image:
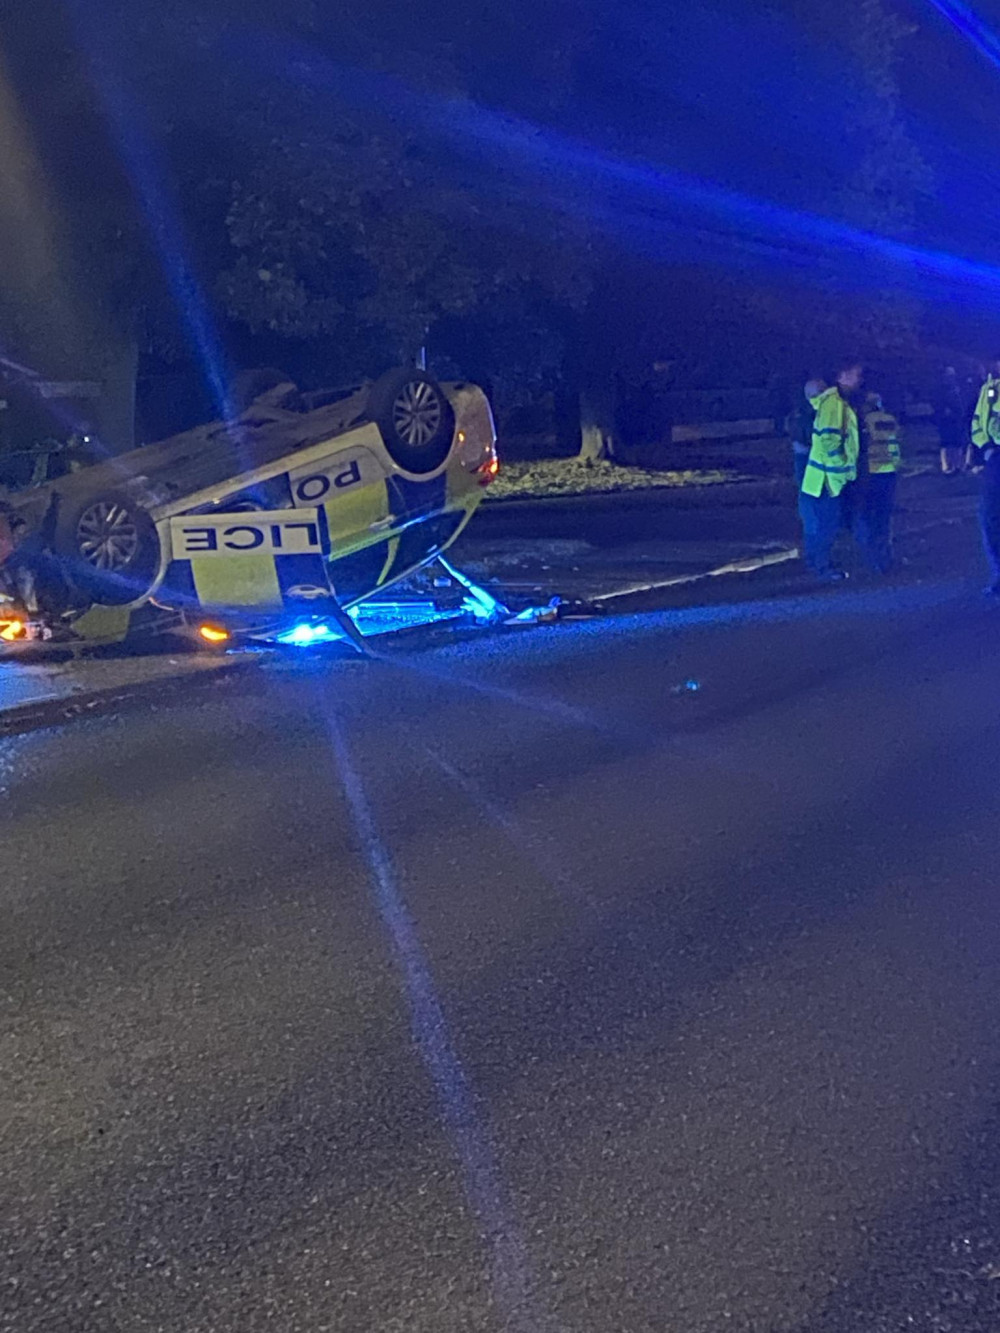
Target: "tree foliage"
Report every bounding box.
[216,126,590,381]
[0,0,941,433]
[797,0,933,359]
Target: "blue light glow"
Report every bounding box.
[272,600,467,647]
[275,621,342,647]
[437,556,510,622]
[927,0,1000,70]
[232,30,1000,303]
[272,564,512,648]
[64,1,236,425]
[350,599,463,634]
[387,653,608,733]
[326,717,537,1329]
[421,740,599,913]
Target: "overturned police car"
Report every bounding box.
[0,367,499,644]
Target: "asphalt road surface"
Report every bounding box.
[454,469,975,607]
[6,556,1000,1330]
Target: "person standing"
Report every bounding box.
[799,361,863,581]
[965,367,984,471]
[934,366,968,475]
[854,392,902,573]
[786,376,826,489]
[970,358,1000,592]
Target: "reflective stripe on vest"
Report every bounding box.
[865,412,902,474]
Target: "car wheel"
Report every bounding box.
[369,369,454,474]
[54,490,161,606]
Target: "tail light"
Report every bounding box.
[478,455,500,486]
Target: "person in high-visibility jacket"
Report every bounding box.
[971,360,1000,451]
[786,376,826,489]
[799,361,863,580]
[854,392,902,574]
[971,359,1000,593]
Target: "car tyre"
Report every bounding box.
[53,489,161,606]
[369,369,454,474]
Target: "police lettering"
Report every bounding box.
[335,459,361,488]
[293,458,362,505]
[223,525,265,550]
[176,514,323,558]
[285,521,319,547]
[182,527,218,552]
[296,475,330,502]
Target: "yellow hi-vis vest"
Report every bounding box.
[971,375,1000,451]
[802,387,859,497]
[864,410,902,475]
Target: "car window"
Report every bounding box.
[44,451,73,481]
[0,452,40,491]
[24,447,97,483]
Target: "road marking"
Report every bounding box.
[593,546,800,603]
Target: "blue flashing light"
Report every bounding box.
[277,621,342,647]
[437,557,510,621]
[272,570,512,648]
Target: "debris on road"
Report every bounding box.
[506,595,604,625]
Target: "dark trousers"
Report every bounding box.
[792,447,809,489]
[980,454,1000,582]
[854,473,897,573]
[798,490,842,576]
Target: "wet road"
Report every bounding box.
[454,469,975,607]
[5,567,1000,1331]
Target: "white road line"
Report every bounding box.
[593,546,800,603]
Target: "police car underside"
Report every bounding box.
[0,369,501,650]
